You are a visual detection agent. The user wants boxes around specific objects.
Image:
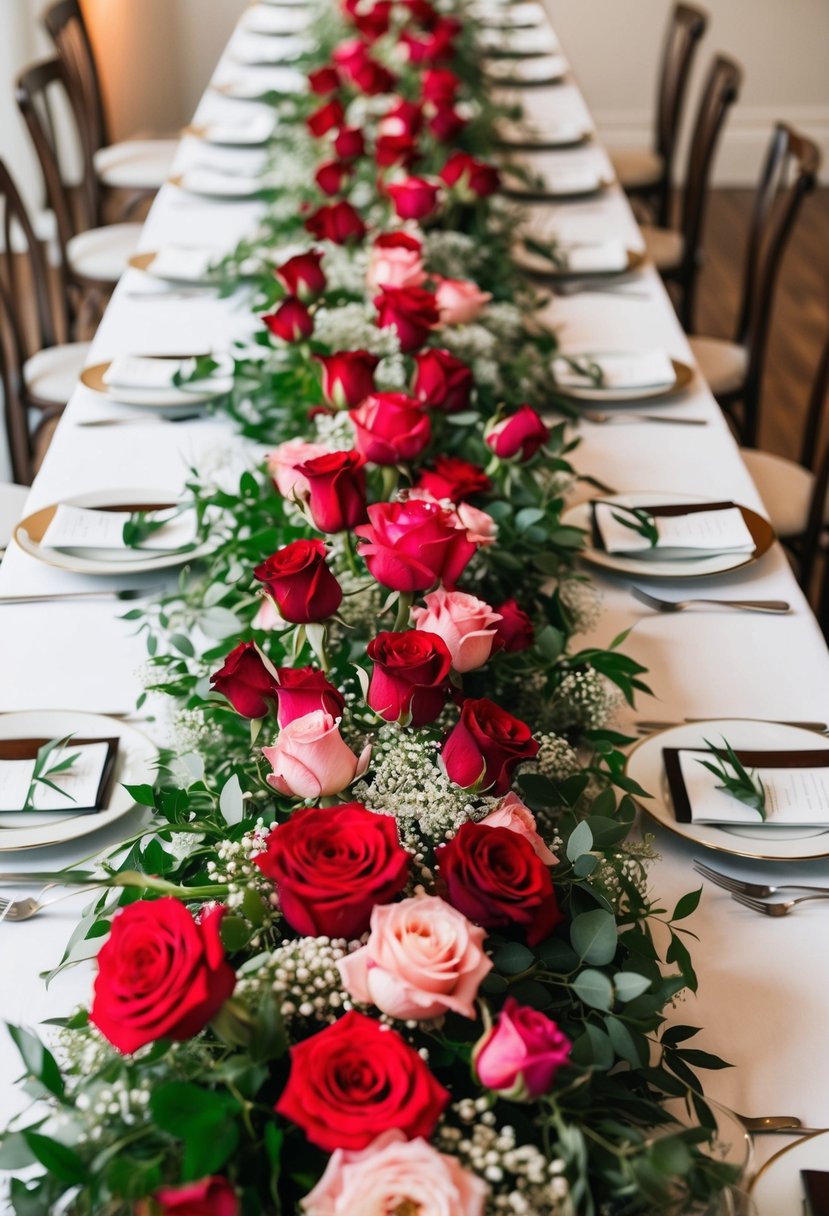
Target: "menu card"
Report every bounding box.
[148,248,221,282]
[553,350,675,390]
[803,1172,829,1216]
[664,747,829,826]
[40,504,197,554]
[0,737,117,814]
[593,501,754,558]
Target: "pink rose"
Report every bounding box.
[455,501,498,547]
[338,893,492,1020]
[480,792,557,865]
[485,405,549,462]
[301,1131,486,1216]
[412,588,501,673]
[262,711,370,800]
[473,997,572,1101]
[267,439,330,500]
[367,232,426,291]
[253,597,280,630]
[434,277,492,325]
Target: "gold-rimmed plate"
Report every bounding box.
[168,172,265,201]
[749,1130,829,1213]
[80,360,232,408]
[552,355,694,403]
[127,251,223,286]
[514,244,645,279]
[495,121,593,150]
[480,26,559,55]
[625,720,829,860]
[473,1,547,29]
[562,492,774,579]
[184,119,276,147]
[211,71,305,101]
[483,54,568,85]
[500,170,614,201]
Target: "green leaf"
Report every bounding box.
[122,783,156,806]
[570,909,618,966]
[572,968,613,1010]
[666,932,698,992]
[651,1135,692,1175]
[0,1132,38,1170]
[492,942,536,976]
[170,631,195,658]
[23,1133,87,1185]
[605,1016,649,1067]
[566,820,593,862]
[672,887,702,922]
[150,1081,234,1138]
[219,916,251,953]
[570,1023,614,1070]
[535,624,565,661]
[614,971,651,1003]
[8,1027,64,1099]
[573,853,598,878]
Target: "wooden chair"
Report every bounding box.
[16,57,142,330]
[640,54,743,331]
[690,125,821,447]
[611,3,708,226]
[0,159,90,484]
[43,0,176,223]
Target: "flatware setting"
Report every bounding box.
[693,860,829,897]
[635,717,828,734]
[582,410,708,426]
[631,586,792,614]
[77,412,204,427]
[0,588,159,606]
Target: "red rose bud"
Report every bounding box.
[352,57,397,95]
[380,98,423,138]
[307,97,345,137]
[375,132,419,169]
[441,696,539,795]
[421,67,460,104]
[427,104,466,142]
[316,349,379,408]
[254,538,342,623]
[273,666,345,727]
[275,1011,448,1152]
[296,449,368,532]
[473,997,572,1101]
[439,151,501,199]
[90,900,236,1054]
[350,392,431,465]
[263,296,314,342]
[255,803,410,939]
[413,347,473,412]
[275,249,326,300]
[438,821,562,946]
[308,65,342,95]
[209,641,278,718]
[415,455,491,504]
[367,629,451,725]
[374,284,439,352]
[348,0,392,39]
[305,199,367,244]
[333,125,366,160]
[486,405,549,461]
[152,1176,239,1216]
[401,18,459,63]
[387,175,440,221]
[494,598,535,653]
[355,498,476,592]
[314,159,352,197]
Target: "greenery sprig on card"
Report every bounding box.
[23,735,80,811]
[698,738,767,819]
[598,501,660,548]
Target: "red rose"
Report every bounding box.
[413,347,474,412]
[380,99,423,138]
[366,629,451,725]
[254,539,342,623]
[305,200,367,244]
[333,37,367,72]
[401,0,440,26]
[441,697,539,794]
[307,97,345,138]
[263,297,314,342]
[352,58,397,95]
[314,159,351,196]
[494,598,535,653]
[355,499,476,591]
[439,151,500,199]
[350,392,431,465]
[401,19,459,63]
[209,641,278,719]
[316,349,379,408]
[255,803,410,938]
[275,249,326,300]
[296,449,368,532]
[486,405,549,461]
[275,1011,448,1151]
[438,821,562,946]
[90,900,235,1054]
[386,176,440,221]
[421,68,460,104]
[152,1177,238,1216]
[374,285,439,353]
[375,133,418,168]
[415,455,491,504]
[333,125,366,160]
[428,104,466,142]
[273,666,345,727]
[308,66,341,95]
[347,0,392,39]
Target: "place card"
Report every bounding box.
[558,240,628,272]
[553,350,675,390]
[145,248,219,282]
[592,501,754,558]
[40,505,197,554]
[104,356,196,390]
[0,737,117,814]
[664,747,829,826]
[803,1171,829,1216]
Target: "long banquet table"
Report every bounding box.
[1,2,829,1199]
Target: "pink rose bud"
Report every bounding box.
[262,711,370,800]
[485,405,549,461]
[267,438,331,501]
[367,231,426,292]
[473,997,572,1101]
[412,587,501,673]
[480,792,557,865]
[434,277,492,326]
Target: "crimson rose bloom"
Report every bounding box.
[333,125,366,160]
[438,822,562,946]
[255,803,410,938]
[350,392,431,465]
[254,539,342,623]
[442,696,539,794]
[316,349,379,408]
[152,1177,238,1216]
[305,200,367,244]
[486,405,549,461]
[273,666,345,728]
[381,98,423,137]
[416,455,491,504]
[428,104,466,142]
[276,1011,449,1151]
[421,67,460,104]
[375,132,418,168]
[355,499,476,591]
[296,449,368,532]
[90,900,236,1054]
[306,97,345,137]
[386,176,440,221]
[494,598,535,653]
[314,159,351,196]
[439,151,501,198]
[402,19,459,63]
[351,57,397,95]
[413,347,474,412]
[374,285,439,353]
[263,297,313,343]
[367,629,452,725]
[275,250,326,301]
[209,641,278,719]
[308,65,341,95]
[347,0,392,39]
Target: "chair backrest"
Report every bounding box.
[0,277,35,484]
[803,329,829,603]
[654,4,708,175]
[43,0,109,155]
[0,159,64,354]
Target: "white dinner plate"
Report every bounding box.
[212,70,306,101]
[513,244,644,278]
[484,54,568,85]
[168,171,266,201]
[230,33,310,66]
[127,251,225,286]
[0,711,158,851]
[562,492,775,579]
[625,720,829,861]
[552,351,693,401]
[184,118,276,147]
[14,487,213,577]
[473,1,547,28]
[242,7,310,34]
[495,119,593,149]
[81,360,233,407]
[501,167,613,200]
[750,1131,829,1214]
[480,26,558,54]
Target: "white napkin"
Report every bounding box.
[553,351,675,390]
[177,169,263,198]
[146,248,219,282]
[104,356,195,390]
[218,68,306,99]
[202,114,276,145]
[233,33,310,65]
[593,503,755,556]
[677,749,829,826]
[560,240,628,272]
[481,26,557,52]
[485,54,567,82]
[0,742,111,813]
[243,6,310,33]
[473,1,546,27]
[40,504,198,554]
[540,165,603,195]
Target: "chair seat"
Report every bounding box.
[23,341,92,406]
[609,146,664,191]
[689,335,749,397]
[741,448,816,538]
[0,483,30,552]
[93,139,178,190]
[66,222,142,284]
[640,224,685,271]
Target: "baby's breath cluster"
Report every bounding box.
[550,668,622,732]
[206,823,273,914]
[423,229,482,280]
[559,577,603,636]
[236,937,352,1027]
[313,301,402,357]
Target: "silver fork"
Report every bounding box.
[731,891,829,917]
[0,588,157,606]
[582,410,708,427]
[0,885,99,923]
[554,281,650,300]
[693,859,829,898]
[631,586,791,615]
[78,412,203,428]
